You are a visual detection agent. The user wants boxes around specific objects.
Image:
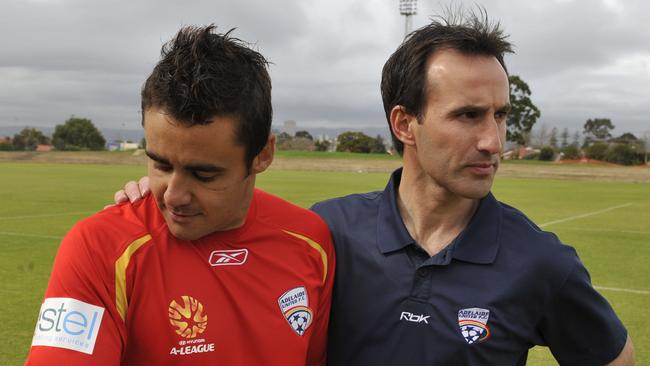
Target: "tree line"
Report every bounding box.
[0,117,106,151]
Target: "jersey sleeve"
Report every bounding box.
[538,257,628,365]
[25,220,127,366]
[306,224,336,366]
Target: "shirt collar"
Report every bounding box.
[376,168,501,264]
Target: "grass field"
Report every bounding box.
[1,160,648,365]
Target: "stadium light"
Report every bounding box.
[399,0,417,38]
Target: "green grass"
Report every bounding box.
[1,162,648,365]
[275,150,400,160]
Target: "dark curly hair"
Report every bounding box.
[381,9,513,154]
[141,25,272,169]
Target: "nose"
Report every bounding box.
[477,117,504,155]
[163,172,192,209]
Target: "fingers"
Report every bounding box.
[114,189,129,204]
[138,176,151,196]
[124,181,144,202]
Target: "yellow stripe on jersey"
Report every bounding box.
[283,230,329,283]
[115,234,152,321]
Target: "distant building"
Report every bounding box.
[283,120,297,136]
[0,136,10,144]
[107,141,140,151]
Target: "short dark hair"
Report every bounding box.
[141,25,272,169]
[381,10,513,154]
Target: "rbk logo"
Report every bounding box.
[400,311,430,324]
[209,249,249,266]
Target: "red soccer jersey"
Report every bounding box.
[25,189,335,365]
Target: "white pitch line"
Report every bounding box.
[561,228,650,235]
[0,211,94,221]
[595,286,650,296]
[539,203,634,228]
[0,231,62,240]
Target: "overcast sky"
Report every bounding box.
[1,0,649,137]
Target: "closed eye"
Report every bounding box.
[154,163,172,172]
[192,171,219,182]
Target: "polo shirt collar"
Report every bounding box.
[376,168,502,264]
[376,168,415,253]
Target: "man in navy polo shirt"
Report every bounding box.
[311,12,634,366]
[113,12,635,366]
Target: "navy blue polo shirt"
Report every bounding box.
[312,169,627,366]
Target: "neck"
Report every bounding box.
[397,164,479,257]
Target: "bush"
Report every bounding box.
[585,142,608,160]
[523,152,539,160]
[561,145,580,160]
[605,143,643,166]
[538,146,555,161]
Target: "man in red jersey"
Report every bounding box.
[25,25,334,366]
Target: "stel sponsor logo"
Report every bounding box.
[31,298,104,354]
[208,249,248,266]
[399,311,430,324]
[168,295,215,356]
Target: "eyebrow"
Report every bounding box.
[447,103,511,117]
[145,150,226,173]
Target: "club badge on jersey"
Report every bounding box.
[458,307,491,344]
[278,286,313,336]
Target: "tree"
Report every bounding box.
[571,130,581,147]
[583,118,614,146]
[12,127,50,151]
[561,145,580,160]
[532,123,548,148]
[548,127,558,149]
[560,128,569,148]
[585,142,608,161]
[314,140,331,152]
[52,117,105,150]
[276,132,292,146]
[336,131,384,153]
[605,143,643,166]
[294,130,313,140]
[277,137,315,151]
[507,75,541,145]
[370,135,387,154]
[609,132,637,144]
[538,146,555,161]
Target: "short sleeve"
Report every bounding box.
[539,258,628,365]
[24,221,126,366]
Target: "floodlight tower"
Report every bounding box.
[399,0,417,38]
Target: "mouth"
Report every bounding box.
[168,210,201,224]
[465,161,498,176]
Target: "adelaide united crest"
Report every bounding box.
[278,286,313,336]
[458,307,491,344]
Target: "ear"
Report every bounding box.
[251,134,275,174]
[389,105,417,147]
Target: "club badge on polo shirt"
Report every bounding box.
[458,307,491,344]
[278,286,313,336]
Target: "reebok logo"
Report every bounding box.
[400,311,430,324]
[208,249,248,266]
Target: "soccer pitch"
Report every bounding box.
[1,162,648,365]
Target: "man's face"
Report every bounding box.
[407,49,510,199]
[144,108,258,241]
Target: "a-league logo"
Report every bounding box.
[168,295,208,339]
